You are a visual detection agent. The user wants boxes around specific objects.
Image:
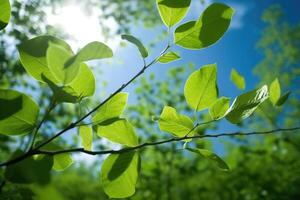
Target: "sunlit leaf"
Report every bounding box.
[0,0,11,30]
[5,150,53,184]
[121,34,148,58]
[79,126,93,151]
[175,3,234,49]
[64,41,113,69]
[96,119,138,147]
[269,78,281,105]
[47,42,77,84]
[158,52,181,63]
[226,85,269,124]
[43,63,95,103]
[184,64,218,111]
[92,92,128,125]
[209,97,230,120]
[230,68,245,90]
[186,148,229,171]
[276,91,291,107]
[158,106,194,137]
[0,89,39,136]
[101,151,140,198]
[18,35,73,83]
[156,0,191,27]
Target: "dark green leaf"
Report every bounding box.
[121,34,148,58]
[276,91,291,106]
[0,89,39,135]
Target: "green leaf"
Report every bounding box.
[230,68,245,90]
[121,34,148,58]
[39,143,73,171]
[96,119,138,147]
[158,106,194,137]
[64,41,113,69]
[46,42,78,84]
[0,89,39,136]
[156,0,191,27]
[276,91,291,107]
[18,35,73,83]
[0,0,11,30]
[209,97,230,120]
[79,126,93,151]
[101,151,140,198]
[226,85,269,124]
[184,64,218,111]
[158,52,181,63]
[269,78,281,105]
[42,63,95,103]
[92,92,128,124]
[186,148,229,171]
[174,3,234,49]
[5,150,53,184]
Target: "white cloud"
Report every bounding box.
[228,2,248,30]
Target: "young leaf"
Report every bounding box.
[158,52,181,63]
[101,151,140,198]
[156,0,191,27]
[174,3,234,49]
[64,41,113,69]
[121,34,148,58]
[0,89,39,136]
[42,63,95,103]
[46,42,76,84]
[18,35,73,83]
[0,0,11,30]
[209,97,230,120]
[226,85,269,124]
[230,68,245,90]
[92,92,128,124]
[96,118,138,147]
[79,126,93,151]
[184,64,218,111]
[158,106,194,137]
[186,148,229,171]
[5,150,53,184]
[276,91,291,107]
[269,78,281,105]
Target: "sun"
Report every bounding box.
[46,4,118,50]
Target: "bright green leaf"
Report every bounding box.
[0,0,11,30]
[64,41,113,69]
[0,89,39,136]
[184,64,218,111]
[43,63,95,103]
[18,35,73,83]
[96,119,138,147]
[79,126,93,151]
[226,85,269,124]
[276,91,291,107]
[175,3,234,49]
[46,42,77,84]
[158,52,181,63]
[5,150,53,184]
[92,92,128,124]
[158,106,194,137]
[230,68,245,90]
[186,148,229,171]
[209,97,230,120]
[101,151,140,198]
[269,78,281,105]
[121,34,148,58]
[156,0,191,27]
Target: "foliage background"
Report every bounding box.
[0,0,300,199]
